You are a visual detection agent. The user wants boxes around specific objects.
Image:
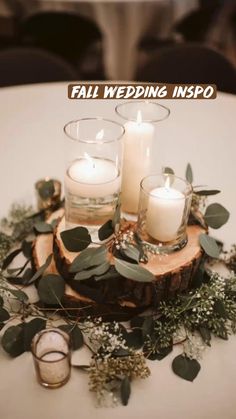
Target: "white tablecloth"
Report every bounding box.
[2,0,198,79]
[0,82,236,419]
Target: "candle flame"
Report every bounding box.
[96,129,104,140]
[165,176,171,189]
[136,110,142,124]
[84,152,95,169]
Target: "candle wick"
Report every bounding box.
[93,163,95,169]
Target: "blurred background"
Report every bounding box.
[0,0,235,92]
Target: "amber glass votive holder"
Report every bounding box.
[31,328,71,389]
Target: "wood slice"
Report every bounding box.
[34,213,204,313]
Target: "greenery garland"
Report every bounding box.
[0,165,235,407]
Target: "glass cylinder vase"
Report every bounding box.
[137,174,192,253]
[115,101,170,218]
[64,118,124,236]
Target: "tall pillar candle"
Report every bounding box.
[115,101,170,216]
[121,111,154,214]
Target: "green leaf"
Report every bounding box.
[94,267,121,281]
[74,262,110,281]
[34,221,53,234]
[61,227,91,252]
[58,325,84,350]
[198,326,211,346]
[114,258,155,282]
[1,325,25,357]
[120,376,131,406]
[22,268,34,285]
[9,289,28,302]
[0,308,10,322]
[214,300,227,319]
[112,202,121,231]
[38,274,65,305]
[204,203,230,229]
[29,254,53,283]
[2,248,22,271]
[144,345,172,361]
[142,316,155,338]
[69,246,108,273]
[122,245,140,264]
[163,167,175,175]
[22,240,33,259]
[199,234,220,259]
[0,323,5,331]
[38,179,55,200]
[186,163,193,183]
[172,355,200,381]
[195,189,220,196]
[23,318,46,351]
[124,330,144,349]
[98,220,114,241]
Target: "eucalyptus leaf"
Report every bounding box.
[98,220,114,241]
[186,163,193,183]
[22,240,33,259]
[74,262,110,281]
[9,289,28,302]
[23,318,46,351]
[38,274,65,305]
[122,245,140,264]
[0,308,10,322]
[214,300,227,319]
[69,246,108,273]
[22,268,34,285]
[163,167,175,175]
[29,254,53,283]
[34,221,53,234]
[142,316,155,338]
[144,345,172,361]
[58,324,84,350]
[94,266,121,281]
[2,248,22,271]
[114,258,155,282]
[172,355,200,381]
[124,329,144,349]
[61,227,91,252]
[38,180,55,200]
[1,324,25,357]
[199,234,220,259]
[120,376,131,406]
[198,326,211,346]
[195,189,220,196]
[112,202,121,231]
[204,203,230,229]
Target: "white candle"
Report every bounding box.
[65,155,120,198]
[146,180,185,242]
[121,111,154,214]
[39,351,70,385]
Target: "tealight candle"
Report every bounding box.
[137,174,192,253]
[63,118,124,230]
[146,178,185,242]
[65,155,120,199]
[31,328,71,388]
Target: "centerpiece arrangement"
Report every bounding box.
[0,101,234,407]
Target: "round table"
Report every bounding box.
[0,82,236,419]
